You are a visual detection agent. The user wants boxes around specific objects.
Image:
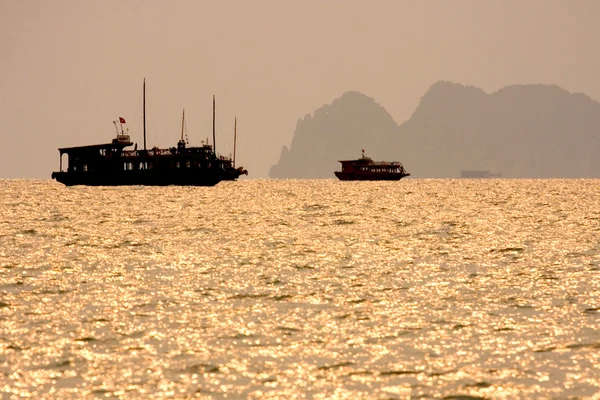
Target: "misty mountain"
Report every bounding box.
[269,81,600,178]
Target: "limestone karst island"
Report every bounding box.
[270,81,600,179]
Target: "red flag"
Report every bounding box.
[119,117,126,124]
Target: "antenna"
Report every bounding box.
[212,95,216,155]
[233,117,237,168]
[143,78,147,150]
[181,109,185,141]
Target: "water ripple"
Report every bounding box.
[0,179,599,398]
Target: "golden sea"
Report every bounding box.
[1,179,599,399]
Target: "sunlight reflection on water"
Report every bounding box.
[0,179,599,398]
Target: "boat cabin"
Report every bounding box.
[334,150,409,181]
[57,136,133,173]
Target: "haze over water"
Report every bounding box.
[1,179,599,399]
[4,1,600,179]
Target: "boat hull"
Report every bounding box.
[334,172,409,181]
[51,169,237,187]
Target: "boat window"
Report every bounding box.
[83,165,88,172]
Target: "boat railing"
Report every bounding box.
[122,148,173,157]
[115,134,131,143]
[370,161,401,166]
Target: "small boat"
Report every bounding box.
[51,80,248,187]
[334,150,409,181]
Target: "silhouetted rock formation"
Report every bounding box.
[270,82,600,178]
[269,91,400,178]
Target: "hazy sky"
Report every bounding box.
[2,0,600,178]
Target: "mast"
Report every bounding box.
[212,95,216,155]
[181,109,185,141]
[233,117,237,168]
[143,78,147,150]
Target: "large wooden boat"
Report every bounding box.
[334,150,409,181]
[51,81,247,187]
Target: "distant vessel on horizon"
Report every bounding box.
[460,170,502,178]
[334,150,409,181]
[51,80,247,187]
